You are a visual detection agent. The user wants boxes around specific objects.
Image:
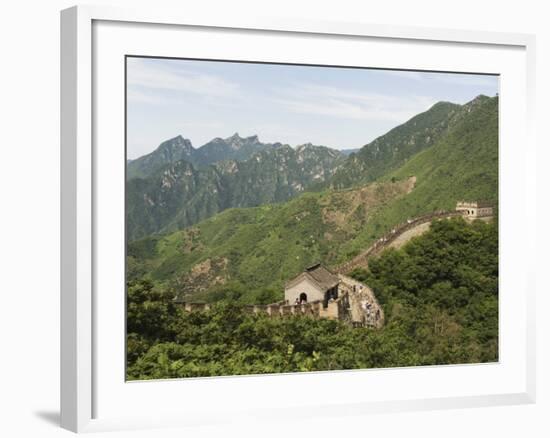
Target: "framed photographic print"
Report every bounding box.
[61,5,536,433]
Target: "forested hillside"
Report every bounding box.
[329,100,461,188]
[128,177,414,304]
[127,218,498,379]
[333,95,498,259]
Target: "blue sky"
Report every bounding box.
[126,57,498,159]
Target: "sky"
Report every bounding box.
[126,57,498,159]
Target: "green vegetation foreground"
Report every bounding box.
[127,217,498,380]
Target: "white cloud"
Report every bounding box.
[127,58,241,99]
[127,88,167,105]
[274,84,438,123]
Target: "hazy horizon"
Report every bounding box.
[127,57,498,159]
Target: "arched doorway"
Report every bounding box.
[299,292,307,303]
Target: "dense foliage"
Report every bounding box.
[351,217,498,362]
[127,218,498,380]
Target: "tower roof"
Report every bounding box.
[285,264,339,291]
[456,200,494,208]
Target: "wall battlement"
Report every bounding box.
[181,298,330,319]
[179,275,384,328]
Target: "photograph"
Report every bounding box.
[1,0,544,435]
[125,56,499,380]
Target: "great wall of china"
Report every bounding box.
[178,205,493,329]
[181,273,385,328]
[335,210,464,274]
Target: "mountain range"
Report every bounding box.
[127,139,345,240]
[127,133,286,179]
[127,95,499,304]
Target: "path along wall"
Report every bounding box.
[180,277,383,328]
[335,211,464,274]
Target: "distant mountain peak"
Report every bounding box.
[224,133,261,150]
[126,135,347,239]
[295,143,341,155]
[128,132,339,181]
[430,100,455,108]
[329,97,465,188]
[126,135,195,179]
[472,94,490,101]
[225,132,260,140]
[463,94,492,113]
[161,135,193,151]
[466,94,490,106]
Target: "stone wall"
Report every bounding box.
[338,274,384,328]
[182,300,325,319]
[335,210,463,274]
[456,202,493,219]
[179,277,382,328]
[319,292,349,321]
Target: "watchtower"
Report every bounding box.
[456,201,493,219]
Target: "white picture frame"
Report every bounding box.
[60,5,537,433]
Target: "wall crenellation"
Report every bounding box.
[180,276,384,329]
